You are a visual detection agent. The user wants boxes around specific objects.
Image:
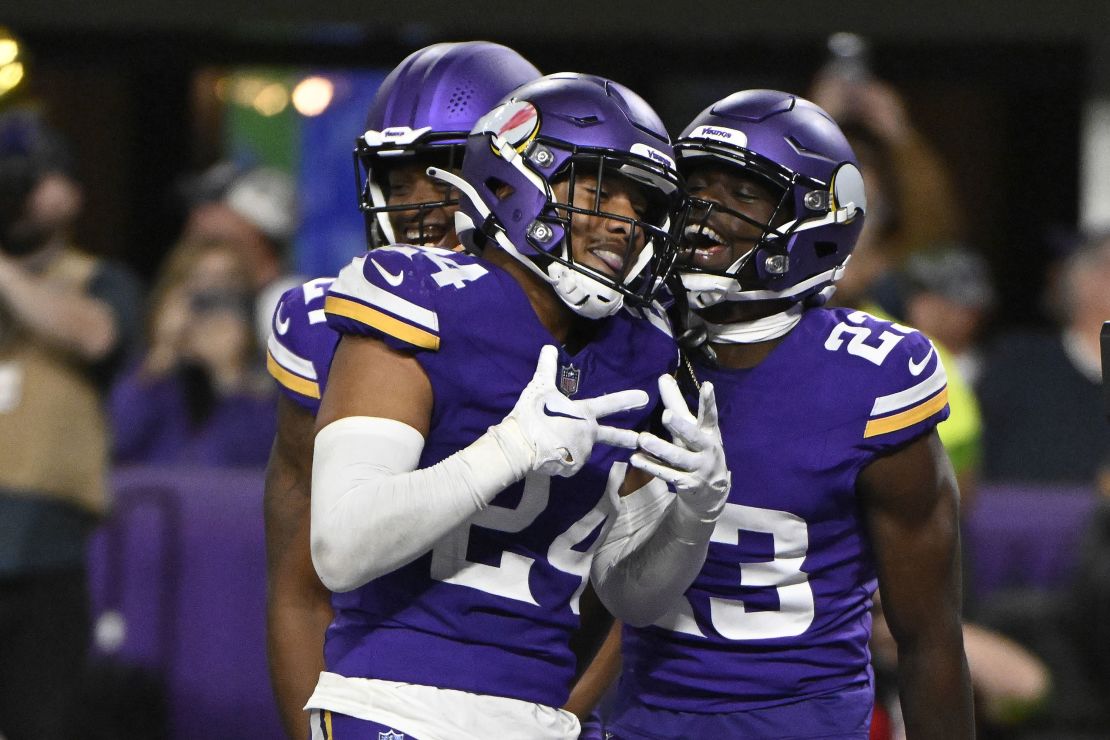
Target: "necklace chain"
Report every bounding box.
[680,351,701,391]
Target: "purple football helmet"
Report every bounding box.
[354,41,540,247]
[439,73,683,319]
[675,89,866,308]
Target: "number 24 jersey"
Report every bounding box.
[313,245,676,709]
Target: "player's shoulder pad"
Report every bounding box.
[266,277,338,404]
[821,308,949,439]
[324,245,492,352]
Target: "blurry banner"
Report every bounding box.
[294,70,387,278]
[222,69,299,172]
[221,68,387,279]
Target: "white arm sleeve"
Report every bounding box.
[310,415,532,592]
[590,462,718,627]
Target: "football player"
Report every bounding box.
[605,91,974,739]
[304,74,731,739]
[263,41,541,738]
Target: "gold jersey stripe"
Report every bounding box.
[863,387,949,439]
[325,295,440,351]
[267,351,321,400]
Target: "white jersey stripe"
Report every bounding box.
[869,356,948,416]
[332,255,440,332]
[267,333,318,380]
[305,672,580,740]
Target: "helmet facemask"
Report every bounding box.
[447,139,682,318]
[527,153,680,317]
[678,156,796,308]
[677,142,858,308]
[354,129,465,248]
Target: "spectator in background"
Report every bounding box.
[809,52,964,277]
[901,245,996,386]
[0,110,141,740]
[978,231,1110,485]
[896,246,995,493]
[809,46,966,321]
[181,163,303,347]
[109,237,275,466]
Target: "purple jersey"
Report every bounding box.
[615,308,949,734]
[266,276,340,413]
[321,245,677,708]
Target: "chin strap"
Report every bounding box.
[547,261,623,319]
[366,178,397,245]
[702,302,805,344]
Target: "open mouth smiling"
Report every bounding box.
[402,221,448,245]
[684,224,729,261]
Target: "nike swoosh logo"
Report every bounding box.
[908,346,935,376]
[274,301,291,335]
[372,259,405,287]
[543,402,586,421]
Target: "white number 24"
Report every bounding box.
[654,502,815,641]
[429,473,608,614]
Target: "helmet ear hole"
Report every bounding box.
[814,241,837,259]
[485,177,514,200]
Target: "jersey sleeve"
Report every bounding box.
[265,277,338,413]
[841,312,950,454]
[324,248,445,353]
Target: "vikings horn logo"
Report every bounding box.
[474,99,541,154]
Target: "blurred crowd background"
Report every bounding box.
[1,3,1109,739]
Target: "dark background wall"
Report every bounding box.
[3,1,1105,325]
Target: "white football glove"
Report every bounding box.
[492,345,649,477]
[630,374,730,522]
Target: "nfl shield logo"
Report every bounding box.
[378,731,404,740]
[558,363,580,397]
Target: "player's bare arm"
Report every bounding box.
[315,333,433,437]
[860,431,975,739]
[263,395,333,738]
[0,253,118,360]
[564,618,623,721]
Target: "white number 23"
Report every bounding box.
[654,503,815,641]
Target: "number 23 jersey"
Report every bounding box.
[620,307,950,713]
[321,245,677,708]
